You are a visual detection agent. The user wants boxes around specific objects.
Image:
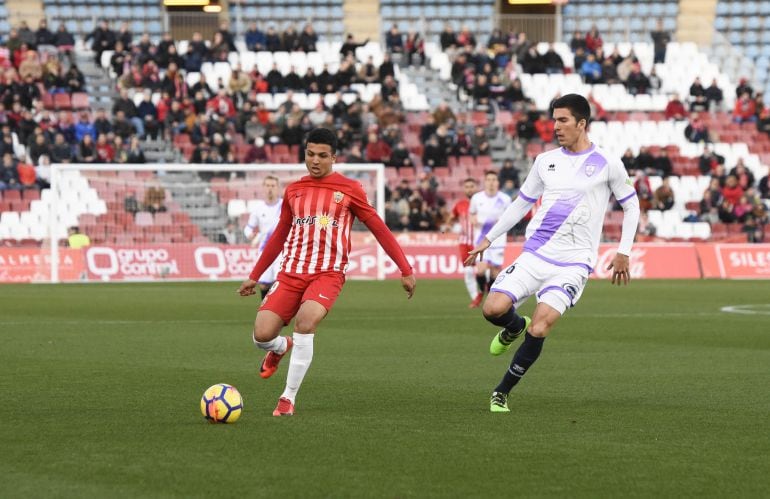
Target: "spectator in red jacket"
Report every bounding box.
[365,132,391,163]
[534,113,555,142]
[206,88,236,118]
[733,92,757,123]
[585,26,603,54]
[721,175,744,205]
[664,94,687,120]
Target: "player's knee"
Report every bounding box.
[253,326,275,343]
[528,320,551,338]
[293,317,319,334]
[482,301,508,321]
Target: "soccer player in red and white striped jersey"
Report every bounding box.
[449,178,482,307]
[238,128,416,416]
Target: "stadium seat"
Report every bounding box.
[71,93,90,110]
[53,93,72,110]
[134,212,153,226]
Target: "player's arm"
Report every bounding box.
[607,161,640,286]
[464,166,544,266]
[238,198,292,296]
[352,186,415,299]
[243,209,259,241]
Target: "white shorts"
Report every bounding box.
[482,246,505,267]
[256,257,281,285]
[489,251,589,315]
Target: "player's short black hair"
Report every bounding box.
[463,177,477,184]
[305,128,338,152]
[484,170,498,178]
[550,93,591,125]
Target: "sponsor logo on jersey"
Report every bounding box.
[548,163,556,171]
[294,214,339,229]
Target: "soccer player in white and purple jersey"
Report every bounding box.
[243,175,283,299]
[465,94,640,412]
[469,172,512,307]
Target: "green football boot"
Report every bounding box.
[490,392,510,413]
[490,316,531,356]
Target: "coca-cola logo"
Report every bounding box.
[593,248,646,279]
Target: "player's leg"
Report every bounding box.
[492,301,559,400]
[484,256,537,355]
[255,277,303,379]
[475,260,489,297]
[459,243,480,302]
[490,265,587,411]
[274,272,345,415]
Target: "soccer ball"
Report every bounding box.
[200,383,243,424]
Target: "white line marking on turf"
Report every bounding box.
[0,312,731,327]
[720,304,770,316]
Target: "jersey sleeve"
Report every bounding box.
[517,156,545,203]
[609,158,637,204]
[348,182,377,223]
[243,203,260,239]
[451,202,460,219]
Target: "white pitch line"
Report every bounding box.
[0,311,744,327]
[720,304,770,316]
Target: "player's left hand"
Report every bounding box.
[464,239,491,266]
[606,253,631,286]
[237,279,258,296]
[401,274,416,299]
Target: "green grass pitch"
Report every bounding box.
[1,279,769,498]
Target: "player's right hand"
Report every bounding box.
[401,274,416,299]
[464,239,491,266]
[237,279,258,297]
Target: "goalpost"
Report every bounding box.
[46,163,387,283]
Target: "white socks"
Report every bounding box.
[254,334,288,354]
[281,332,314,403]
[463,266,478,299]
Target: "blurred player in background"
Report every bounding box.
[466,94,640,413]
[243,175,283,299]
[468,171,512,307]
[449,177,481,307]
[239,128,416,416]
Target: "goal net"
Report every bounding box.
[37,163,386,283]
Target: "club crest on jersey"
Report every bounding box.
[333,191,344,203]
[584,164,597,177]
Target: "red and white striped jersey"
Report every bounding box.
[279,172,376,274]
[452,198,474,245]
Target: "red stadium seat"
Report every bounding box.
[154,213,172,225]
[2,190,21,201]
[41,92,54,110]
[22,189,40,201]
[53,92,72,110]
[71,92,90,110]
[475,156,492,169]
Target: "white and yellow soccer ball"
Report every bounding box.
[200,384,243,423]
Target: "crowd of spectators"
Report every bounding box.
[694,147,769,241]
[0,18,153,195]
[2,15,769,243]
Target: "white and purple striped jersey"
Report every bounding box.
[469,190,512,249]
[485,144,638,271]
[244,199,283,251]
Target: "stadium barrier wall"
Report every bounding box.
[2,238,769,283]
